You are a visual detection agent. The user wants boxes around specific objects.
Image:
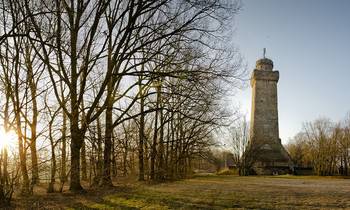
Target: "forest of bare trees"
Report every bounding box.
[0,0,243,206]
[287,114,350,176]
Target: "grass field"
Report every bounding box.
[9,175,350,209]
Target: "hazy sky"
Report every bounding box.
[232,0,350,144]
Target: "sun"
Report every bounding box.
[0,129,17,150]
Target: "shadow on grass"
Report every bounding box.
[74,186,241,210]
[12,175,350,209]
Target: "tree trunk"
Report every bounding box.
[81,142,87,181]
[93,117,103,186]
[60,109,67,183]
[165,118,170,177]
[112,136,117,178]
[26,50,39,185]
[150,98,159,180]
[13,82,30,193]
[123,141,128,176]
[2,95,10,180]
[67,4,85,192]
[157,85,165,180]
[169,113,175,179]
[344,153,348,176]
[138,84,145,181]
[29,136,39,185]
[101,80,113,186]
[69,124,84,192]
[48,123,56,193]
[18,135,30,194]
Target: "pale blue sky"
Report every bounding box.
[233,0,350,144]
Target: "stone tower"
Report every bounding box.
[249,57,292,175]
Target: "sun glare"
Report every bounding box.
[0,129,17,150]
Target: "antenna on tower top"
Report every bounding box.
[263,48,266,58]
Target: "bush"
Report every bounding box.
[216,168,238,175]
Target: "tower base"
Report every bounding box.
[250,141,294,175]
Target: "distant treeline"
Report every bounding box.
[287,114,350,176]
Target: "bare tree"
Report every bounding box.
[228,116,249,175]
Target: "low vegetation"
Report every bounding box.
[216,168,238,175]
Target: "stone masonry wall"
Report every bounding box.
[250,70,280,145]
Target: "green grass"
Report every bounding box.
[13,175,350,209]
[77,175,350,209]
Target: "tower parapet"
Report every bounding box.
[256,58,273,71]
